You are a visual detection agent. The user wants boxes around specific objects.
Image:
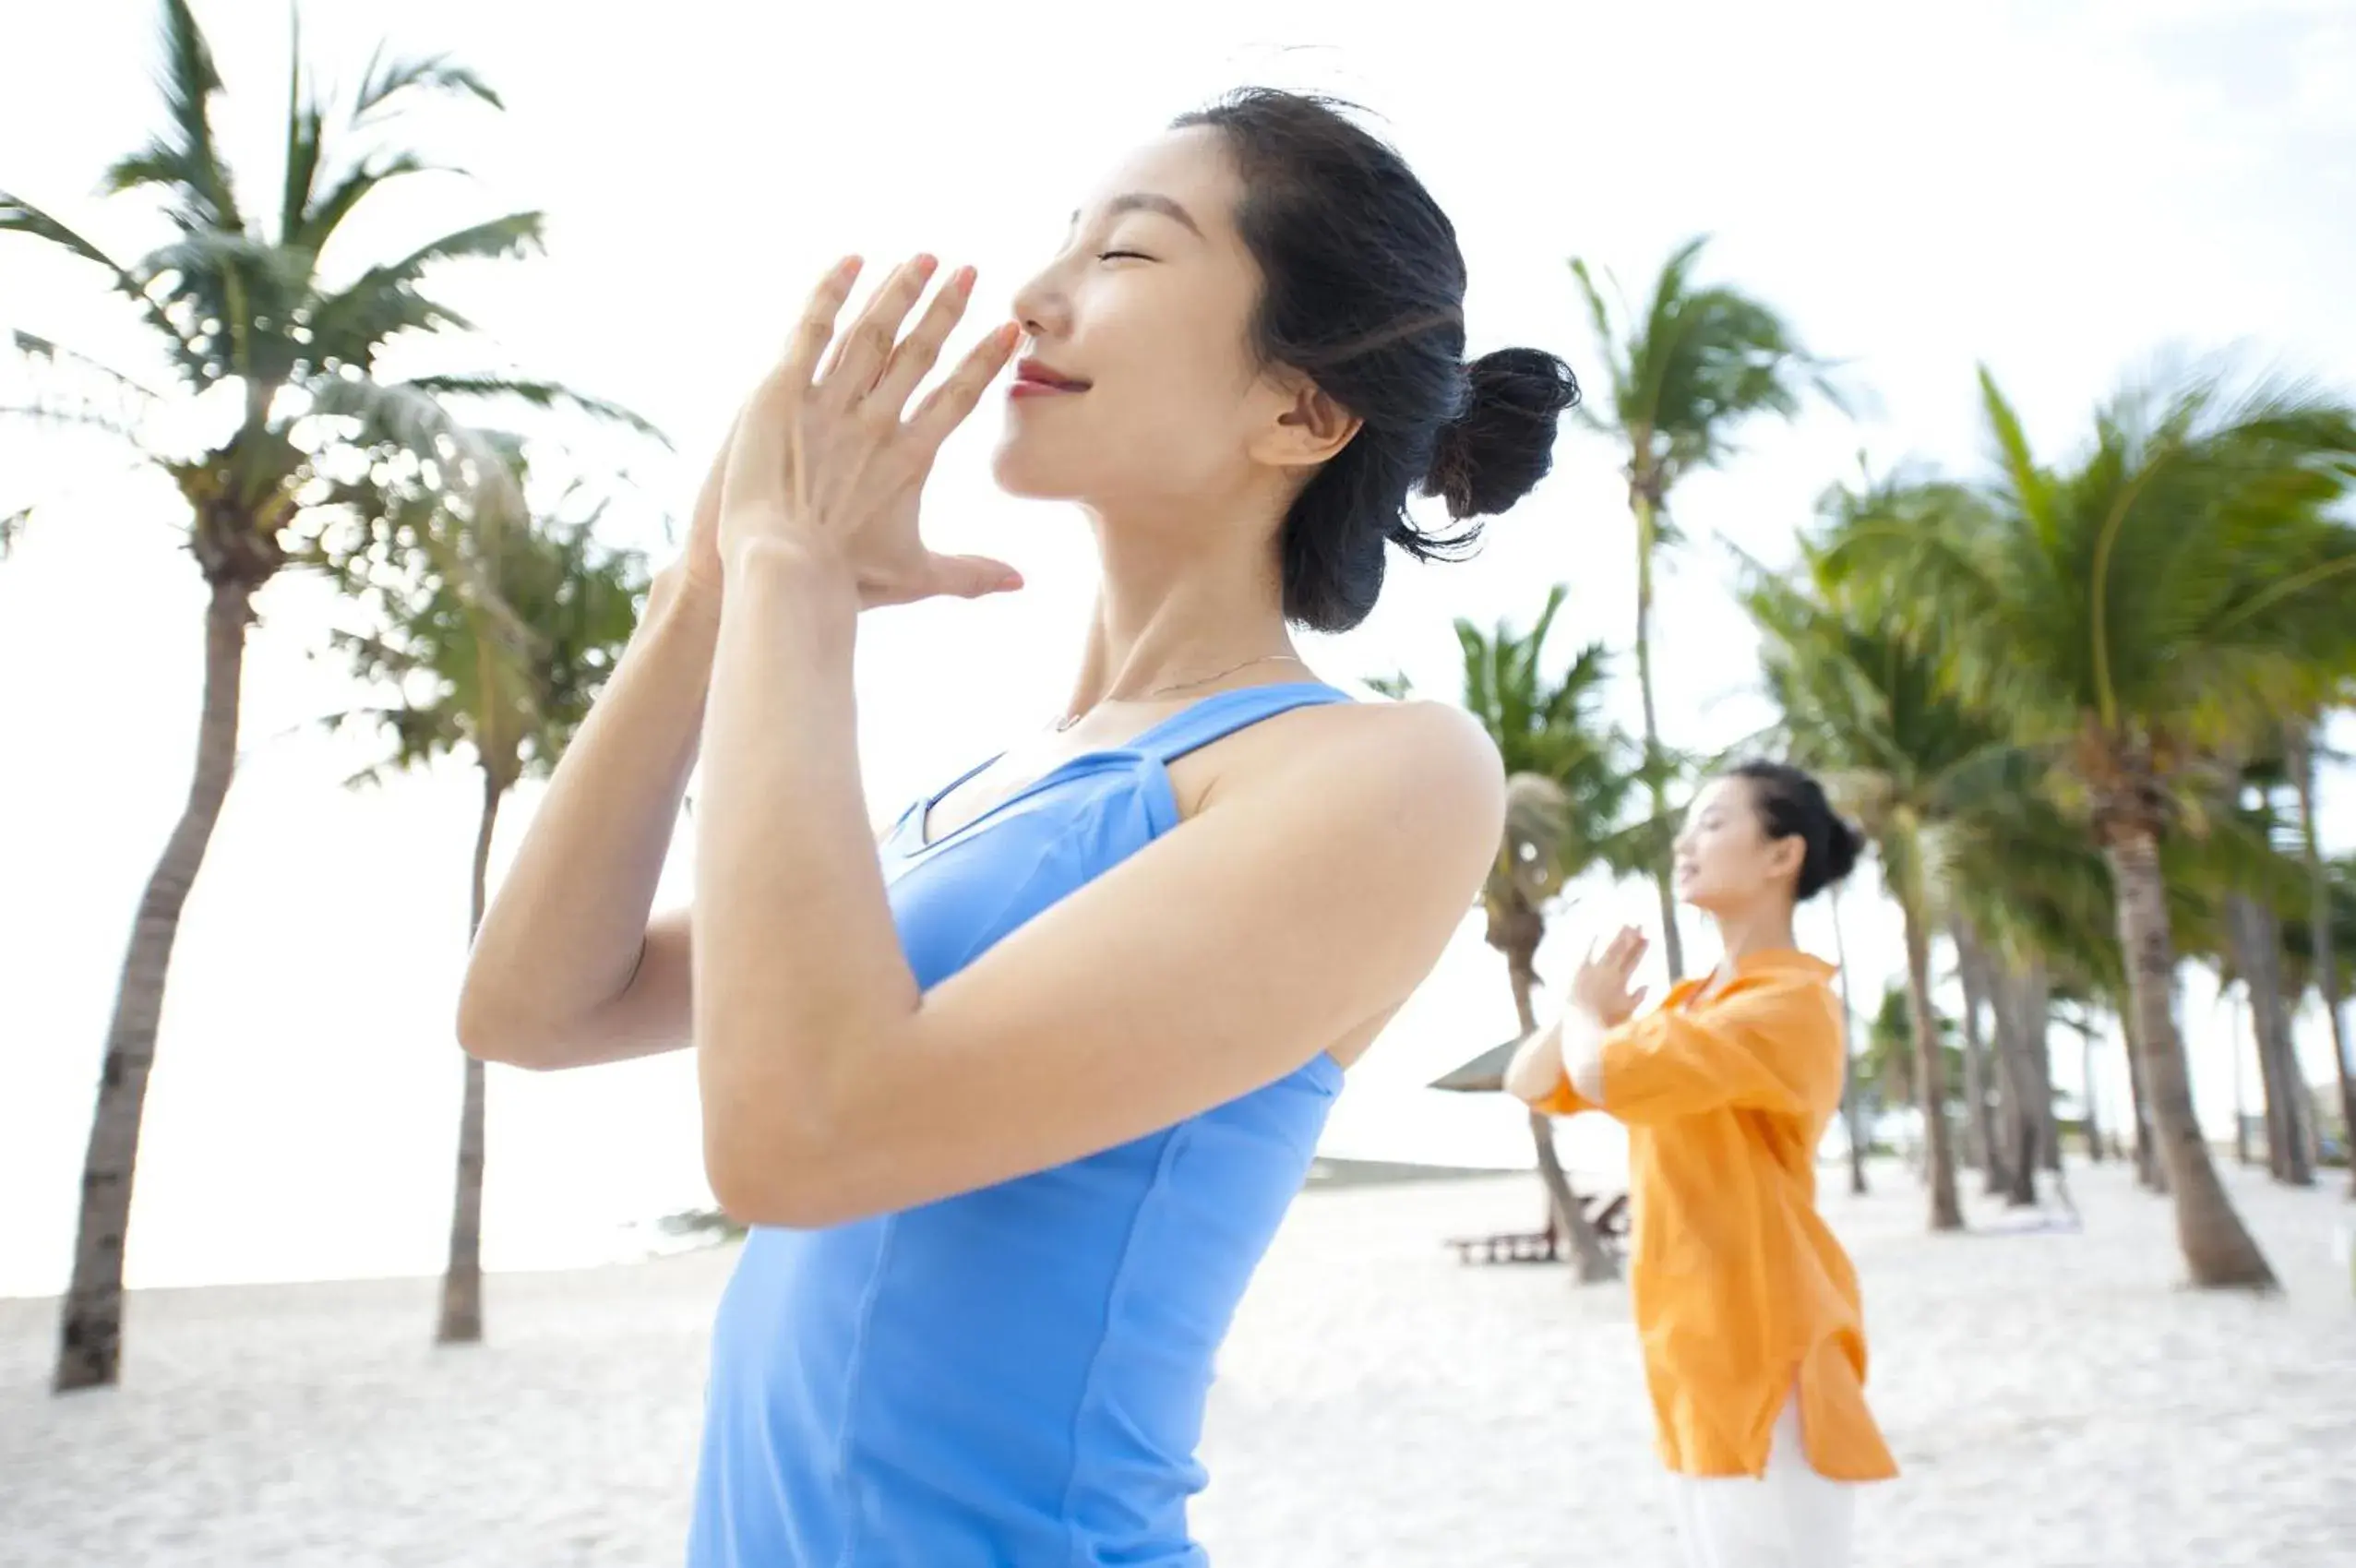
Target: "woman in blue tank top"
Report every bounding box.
[460,90,1579,1564]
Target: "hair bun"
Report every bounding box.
[1824,816,1865,886]
[1421,347,1581,521]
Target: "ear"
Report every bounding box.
[1765,832,1807,889]
[1248,372,1361,470]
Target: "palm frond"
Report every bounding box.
[400,374,667,444]
[0,191,199,369]
[303,376,522,509]
[303,213,544,359]
[0,398,156,452]
[279,10,323,244]
[1580,233,1838,506]
[292,153,443,255]
[326,444,648,787]
[11,330,165,407]
[106,0,242,233]
[354,46,505,121]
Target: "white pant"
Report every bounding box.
[1668,1397,1855,1568]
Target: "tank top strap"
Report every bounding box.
[1125,681,1354,766]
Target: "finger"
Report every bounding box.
[908,321,1023,448]
[822,255,938,402]
[781,256,865,387]
[924,551,1025,600]
[689,410,744,531]
[869,266,976,416]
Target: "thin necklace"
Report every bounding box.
[1052,652,1310,733]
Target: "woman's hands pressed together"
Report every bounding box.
[713,254,1027,608]
[1571,925,1650,1027]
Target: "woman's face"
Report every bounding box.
[1672,776,1802,914]
[991,126,1334,520]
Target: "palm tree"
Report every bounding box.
[1824,360,2356,1289]
[1384,587,1639,1282]
[1859,982,1962,1123]
[1,0,652,1390]
[1948,919,2009,1191]
[1740,526,2028,1231]
[2214,759,2319,1186]
[324,440,646,1343]
[1569,235,1841,984]
[2286,727,2356,1193]
[1946,793,2124,1202]
[1828,885,1871,1195]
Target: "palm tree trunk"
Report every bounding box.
[2230,989,2253,1166]
[1952,928,1992,1176]
[2079,1023,2104,1163]
[2002,956,2052,1205]
[2103,825,2277,1288]
[1953,924,2006,1194]
[55,579,254,1392]
[2121,1006,2164,1190]
[437,771,505,1346]
[1502,920,1618,1284]
[1833,890,1868,1195]
[1630,488,1685,985]
[1901,902,1964,1230]
[2290,730,2356,1198]
[1979,945,2040,1206]
[2227,893,2312,1186]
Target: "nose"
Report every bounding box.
[1009,257,1070,346]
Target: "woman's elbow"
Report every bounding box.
[700,1072,867,1230]
[454,980,567,1071]
[702,1129,855,1231]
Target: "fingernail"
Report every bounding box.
[837,255,864,281]
[1000,569,1024,591]
[952,266,977,294]
[913,254,939,279]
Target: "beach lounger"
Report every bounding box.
[1445,1190,1628,1265]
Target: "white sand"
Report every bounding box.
[4,1159,2351,1567]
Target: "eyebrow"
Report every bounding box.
[1069,192,1203,238]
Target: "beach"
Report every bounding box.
[3,1159,2350,1567]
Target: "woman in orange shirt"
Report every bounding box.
[1506,760,1898,1567]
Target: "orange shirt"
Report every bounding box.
[1535,949,1898,1482]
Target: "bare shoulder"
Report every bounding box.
[1202,694,1504,851]
[1322,696,1504,799]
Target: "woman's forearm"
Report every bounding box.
[457,564,720,1066]
[1503,1010,1609,1107]
[1503,1020,1564,1104]
[693,541,920,1211]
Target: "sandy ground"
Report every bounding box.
[4,1159,2351,1567]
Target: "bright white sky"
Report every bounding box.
[3,0,2352,1297]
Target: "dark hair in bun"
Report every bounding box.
[1424,348,1585,521]
[1176,89,1580,633]
[1728,760,1866,902]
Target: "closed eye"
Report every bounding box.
[1097,249,1155,263]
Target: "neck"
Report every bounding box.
[1065,493,1299,716]
[1706,898,1799,976]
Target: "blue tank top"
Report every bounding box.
[688,683,1354,1567]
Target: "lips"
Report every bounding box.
[1011,357,1090,394]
